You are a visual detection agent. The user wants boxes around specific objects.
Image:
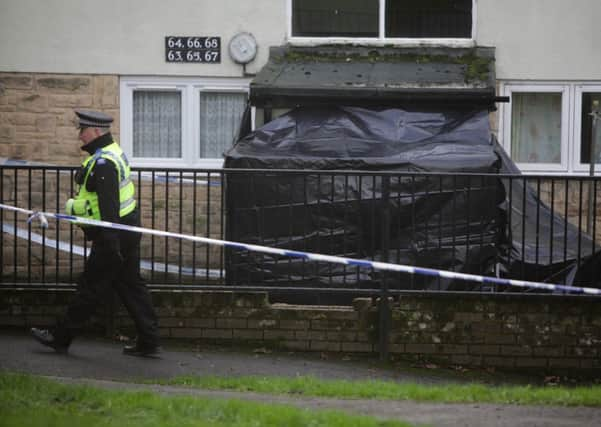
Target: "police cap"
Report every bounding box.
[74,109,113,129]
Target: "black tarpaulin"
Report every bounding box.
[227,107,498,171]
[494,141,599,286]
[224,106,600,298]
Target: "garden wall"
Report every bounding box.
[2,288,599,375]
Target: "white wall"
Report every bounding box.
[1,0,600,81]
[0,0,286,76]
[477,0,601,80]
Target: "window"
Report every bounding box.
[121,77,250,168]
[199,92,247,158]
[501,82,601,174]
[386,0,472,38]
[510,92,563,165]
[576,88,601,168]
[292,0,378,37]
[133,91,182,158]
[289,0,475,43]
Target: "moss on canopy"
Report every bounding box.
[278,47,492,84]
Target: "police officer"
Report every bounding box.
[31,109,160,357]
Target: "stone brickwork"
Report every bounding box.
[1,169,224,284]
[536,179,601,242]
[2,288,600,375]
[389,294,601,372]
[0,72,119,164]
[134,174,225,282]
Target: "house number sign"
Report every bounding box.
[165,36,221,63]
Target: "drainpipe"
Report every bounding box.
[587,100,600,234]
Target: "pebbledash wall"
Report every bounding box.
[2,288,600,375]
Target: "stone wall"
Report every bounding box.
[0,72,119,164]
[389,294,601,372]
[0,169,224,284]
[2,288,599,375]
[537,179,601,241]
[0,71,224,284]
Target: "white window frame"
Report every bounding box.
[500,81,601,175]
[286,0,477,47]
[573,84,601,174]
[499,82,571,174]
[120,76,251,169]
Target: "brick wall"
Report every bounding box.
[2,288,600,375]
[390,294,601,372]
[0,72,119,164]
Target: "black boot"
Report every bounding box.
[123,341,161,357]
[30,328,70,354]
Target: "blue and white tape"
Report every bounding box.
[1,202,600,295]
[1,222,222,278]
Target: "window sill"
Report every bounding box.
[130,159,225,170]
[287,37,476,48]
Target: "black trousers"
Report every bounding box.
[56,228,159,347]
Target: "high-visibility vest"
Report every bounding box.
[69,141,136,220]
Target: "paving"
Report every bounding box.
[1,330,600,427]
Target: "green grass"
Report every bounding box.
[0,372,412,427]
[153,375,601,407]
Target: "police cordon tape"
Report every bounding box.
[1,202,600,296]
[0,222,223,278]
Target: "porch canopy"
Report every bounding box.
[250,45,499,110]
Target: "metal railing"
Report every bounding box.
[2,165,601,295]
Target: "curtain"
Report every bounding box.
[133,91,182,158]
[199,92,246,158]
[511,92,562,164]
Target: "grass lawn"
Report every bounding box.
[2,371,601,427]
[153,375,601,407]
[0,372,412,427]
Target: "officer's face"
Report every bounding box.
[78,127,101,144]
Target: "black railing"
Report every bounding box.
[1,165,600,295]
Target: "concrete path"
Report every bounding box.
[2,331,600,427]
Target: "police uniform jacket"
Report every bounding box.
[77,132,139,247]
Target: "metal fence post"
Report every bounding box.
[379,175,391,361]
[588,101,600,234]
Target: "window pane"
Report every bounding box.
[133,91,182,158]
[510,92,562,164]
[580,93,601,164]
[199,92,247,158]
[292,0,378,37]
[386,0,472,38]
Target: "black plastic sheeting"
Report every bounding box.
[224,106,600,298]
[494,142,600,287]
